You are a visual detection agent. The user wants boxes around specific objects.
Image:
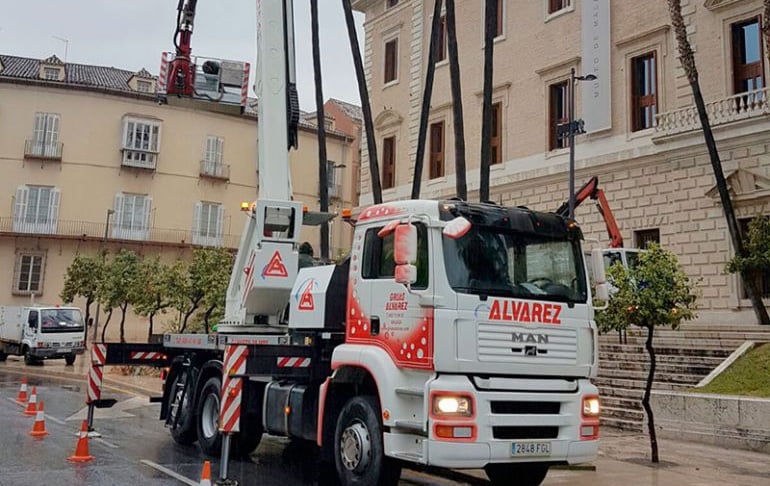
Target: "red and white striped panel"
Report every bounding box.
[219,345,248,433]
[91,344,107,366]
[240,62,250,107]
[158,52,170,94]
[276,357,311,368]
[130,352,163,360]
[87,363,103,404]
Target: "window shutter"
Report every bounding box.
[13,186,29,232]
[143,196,153,239]
[47,114,60,144]
[112,193,124,237]
[33,113,45,143]
[216,204,224,241]
[48,188,60,233]
[193,202,202,242]
[216,138,224,164]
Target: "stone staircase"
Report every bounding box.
[596,326,770,431]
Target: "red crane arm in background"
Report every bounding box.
[556,176,625,248]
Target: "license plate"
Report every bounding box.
[511,441,551,457]
[57,348,71,353]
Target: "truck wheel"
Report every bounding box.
[233,413,263,457]
[24,350,40,366]
[65,354,76,366]
[485,463,549,486]
[169,371,198,445]
[196,375,223,456]
[0,352,7,362]
[334,395,401,486]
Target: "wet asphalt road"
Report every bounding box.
[0,370,470,486]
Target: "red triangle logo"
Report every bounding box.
[262,251,289,278]
[298,280,315,311]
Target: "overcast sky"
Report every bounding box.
[0,1,365,111]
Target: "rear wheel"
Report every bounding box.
[334,395,401,486]
[64,354,76,366]
[485,463,550,486]
[0,351,7,362]
[196,375,223,456]
[169,370,197,445]
[24,349,40,366]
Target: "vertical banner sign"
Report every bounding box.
[219,345,248,433]
[581,0,611,133]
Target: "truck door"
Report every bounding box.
[348,223,434,370]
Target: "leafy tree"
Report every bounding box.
[134,257,186,342]
[727,216,770,288]
[60,253,104,343]
[99,250,141,343]
[199,248,234,333]
[595,244,698,463]
[175,247,231,332]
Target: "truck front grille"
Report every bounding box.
[478,324,577,365]
[490,401,560,415]
[492,426,559,440]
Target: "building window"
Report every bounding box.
[382,136,396,190]
[491,102,502,165]
[739,218,770,298]
[435,15,447,63]
[203,136,224,174]
[548,0,571,15]
[122,118,160,169]
[113,193,151,241]
[549,81,569,151]
[732,18,764,95]
[136,80,153,93]
[384,38,399,84]
[43,67,60,80]
[635,228,660,249]
[13,185,60,234]
[193,202,224,247]
[429,121,445,179]
[327,160,340,198]
[386,0,399,8]
[495,0,504,37]
[14,252,45,296]
[28,113,61,158]
[631,52,658,132]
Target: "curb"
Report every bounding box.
[0,363,159,397]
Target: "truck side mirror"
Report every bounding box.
[591,249,610,303]
[394,223,418,286]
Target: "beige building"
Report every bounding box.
[0,53,358,341]
[353,0,770,324]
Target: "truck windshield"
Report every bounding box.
[40,309,84,333]
[443,227,587,304]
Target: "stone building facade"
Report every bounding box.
[351,0,770,324]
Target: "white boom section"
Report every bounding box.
[221,0,301,332]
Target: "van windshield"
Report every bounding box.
[40,309,84,333]
[443,227,587,304]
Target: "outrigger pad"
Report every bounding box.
[302,210,336,226]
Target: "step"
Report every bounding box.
[600,416,643,432]
[596,385,644,400]
[598,336,747,349]
[592,376,679,391]
[606,329,770,340]
[598,360,715,376]
[599,352,726,367]
[599,395,642,411]
[597,368,705,385]
[601,406,645,422]
[598,344,733,357]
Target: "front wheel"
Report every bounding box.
[0,351,7,362]
[485,463,550,486]
[334,395,401,486]
[24,350,40,366]
[64,354,76,366]
[196,375,223,457]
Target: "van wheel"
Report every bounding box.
[485,463,550,486]
[65,355,76,366]
[334,395,401,486]
[0,351,7,362]
[24,350,40,366]
[169,370,198,445]
[196,376,223,456]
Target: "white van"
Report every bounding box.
[0,306,86,365]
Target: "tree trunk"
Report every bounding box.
[100,309,113,343]
[479,0,497,202]
[342,0,382,204]
[446,0,467,201]
[203,304,216,334]
[667,0,769,325]
[181,303,198,333]
[84,297,93,346]
[641,324,659,463]
[148,310,155,343]
[411,0,444,200]
[311,0,330,262]
[119,303,127,344]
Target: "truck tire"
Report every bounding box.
[169,371,198,445]
[196,375,223,456]
[485,463,549,486]
[0,351,7,362]
[334,395,401,486]
[24,350,40,366]
[233,413,263,457]
[65,354,76,366]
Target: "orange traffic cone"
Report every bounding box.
[23,386,38,416]
[15,377,28,404]
[67,420,94,463]
[199,461,212,486]
[30,401,48,438]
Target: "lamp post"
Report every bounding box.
[92,209,114,343]
[568,68,598,220]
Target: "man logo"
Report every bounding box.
[511,332,549,345]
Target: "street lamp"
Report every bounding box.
[92,209,114,343]
[567,68,598,220]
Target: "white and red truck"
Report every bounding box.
[97,2,610,485]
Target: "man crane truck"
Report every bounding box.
[98,2,610,485]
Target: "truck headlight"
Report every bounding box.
[582,396,600,418]
[432,394,473,418]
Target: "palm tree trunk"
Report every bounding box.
[641,324,659,463]
[311,0,330,262]
[479,0,497,202]
[342,0,382,204]
[411,0,444,200]
[667,0,770,324]
[446,0,467,201]
[762,1,770,64]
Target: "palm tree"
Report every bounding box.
[311,0,329,262]
[667,0,769,324]
[763,1,770,61]
[446,0,467,200]
[479,0,497,202]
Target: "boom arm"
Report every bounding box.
[556,176,624,248]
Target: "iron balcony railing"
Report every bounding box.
[24,140,63,160]
[199,160,230,181]
[121,149,158,170]
[0,216,239,249]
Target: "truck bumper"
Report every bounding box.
[30,346,85,359]
[424,375,600,469]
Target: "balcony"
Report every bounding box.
[121,149,158,170]
[24,140,63,161]
[199,160,230,182]
[655,87,770,138]
[0,217,240,249]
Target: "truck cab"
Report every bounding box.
[0,306,86,365]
